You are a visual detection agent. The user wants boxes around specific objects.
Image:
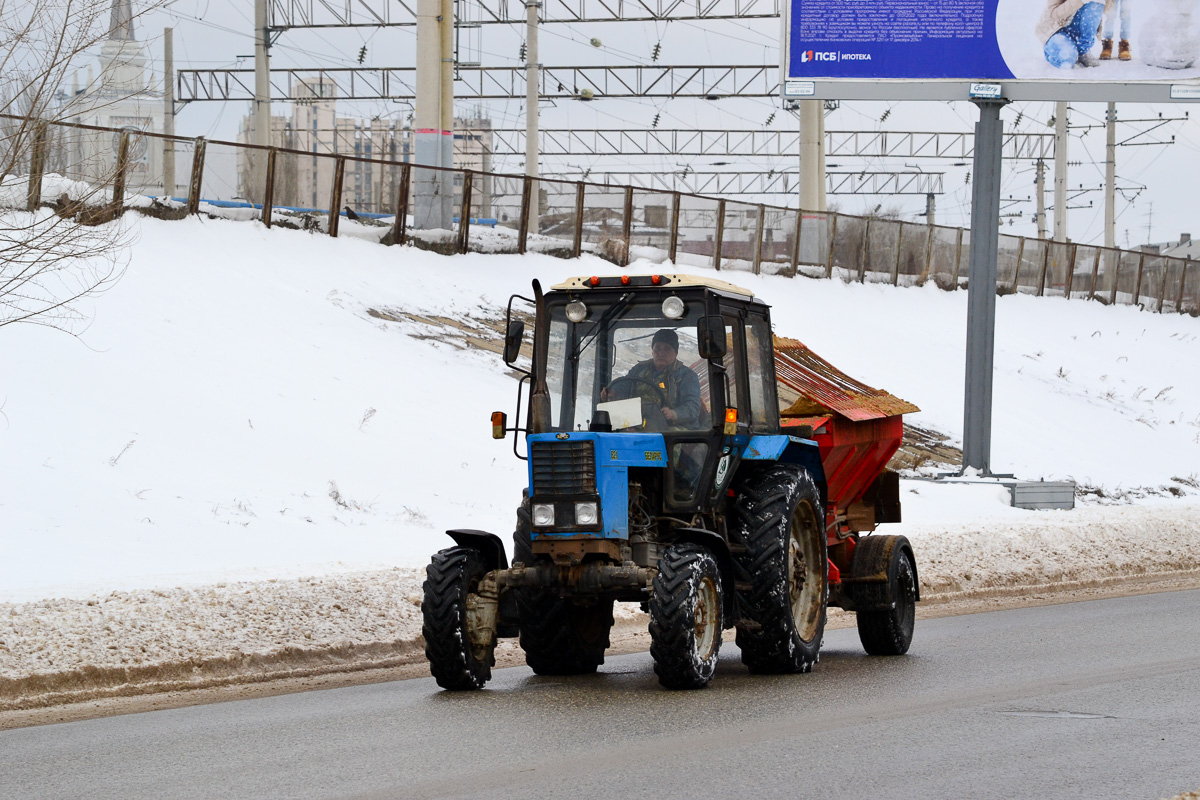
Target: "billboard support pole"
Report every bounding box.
[962,98,1009,476]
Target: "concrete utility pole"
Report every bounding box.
[525,0,540,234]
[163,27,174,198]
[1035,158,1046,239]
[415,0,454,228]
[1053,100,1067,242]
[798,99,825,212]
[1105,102,1116,251]
[253,0,271,201]
[924,192,935,227]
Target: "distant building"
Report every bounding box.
[1142,233,1200,260]
[237,78,494,216]
[57,0,166,196]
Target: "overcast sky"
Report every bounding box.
[84,0,1200,247]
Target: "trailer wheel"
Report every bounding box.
[513,502,612,675]
[422,546,494,690]
[732,466,827,674]
[852,535,917,656]
[649,543,723,689]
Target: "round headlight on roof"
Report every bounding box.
[662,296,686,320]
[566,300,588,323]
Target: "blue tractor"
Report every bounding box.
[422,274,914,690]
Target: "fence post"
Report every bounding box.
[922,224,935,286]
[262,147,277,228]
[891,221,904,286]
[1036,242,1051,296]
[518,175,533,255]
[790,207,803,279]
[752,204,765,275]
[1156,258,1172,313]
[186,137,206,215]
[1088,247,1102,300]
[857,217,871,283]
[25,122,49,212]
[952,227,964,288]
[1109,252,1121,305]
[457,170,473,254]
[573,182,585,258]
[825,213,838,278]
[713,199,727,271]
[668,191,681,265]
[328,156,346,237]
[1177,261,1190,313]
[620,186,634,267]
[111,130,130,212]
[1132,252,1146,305]
[393,162,411,246]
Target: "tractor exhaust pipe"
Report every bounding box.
[529,279,552,434]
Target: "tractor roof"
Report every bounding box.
[551,274,755,299]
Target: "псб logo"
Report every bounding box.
[800,49,837,62]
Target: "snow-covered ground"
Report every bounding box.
[2,210,1198,707]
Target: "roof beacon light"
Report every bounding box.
[662,296,685,320]
[651,274,662,285]
[589,275,601,287]
[565,300,588,323]
[621,275,631,285]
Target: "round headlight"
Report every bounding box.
[531,503,555,527]
[662,296,686,320]
[566,300,588,323]
[575,501,598,526]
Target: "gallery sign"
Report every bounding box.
[781,0,1200,102]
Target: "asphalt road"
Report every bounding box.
[4,589,1199,800]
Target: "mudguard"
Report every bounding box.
[444,529,510,573]
[739,434,828,511]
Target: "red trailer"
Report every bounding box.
[773,336,922,647]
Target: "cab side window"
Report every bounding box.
[745,313,779,432]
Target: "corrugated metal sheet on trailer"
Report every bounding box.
[773,336,920,422]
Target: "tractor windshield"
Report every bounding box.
[544,294,714,433]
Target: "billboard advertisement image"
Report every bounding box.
[784,0,1200,99]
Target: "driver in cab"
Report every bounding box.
[604,328,702,430]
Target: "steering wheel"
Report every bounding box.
[606,376,668,407]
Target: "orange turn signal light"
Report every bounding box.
[725,408,738,424]
[491,411,507,439]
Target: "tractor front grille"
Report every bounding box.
[530,441,597,497]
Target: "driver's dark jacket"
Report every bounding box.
[624,359,704,430]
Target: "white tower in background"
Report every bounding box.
[64,0,166,195]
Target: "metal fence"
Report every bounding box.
[4,113,1198,316]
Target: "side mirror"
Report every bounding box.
[503,320,525,364]
[697,315,726,360]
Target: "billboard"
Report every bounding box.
[782,0,1200,101]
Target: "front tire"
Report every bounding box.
[422,547,494,690]
[649,543,723,690]
[732,465,828,674]
[513,502,612,674]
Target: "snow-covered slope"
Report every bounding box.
[2,213,1199,604]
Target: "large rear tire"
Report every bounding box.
[513,502,613,674]
[422,547,493,690]
[731,465,828,674]
[649,543,723,690]
[852,535,917,656]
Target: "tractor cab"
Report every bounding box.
[529,274,781,515]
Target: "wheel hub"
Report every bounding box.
[694,575,719,661]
